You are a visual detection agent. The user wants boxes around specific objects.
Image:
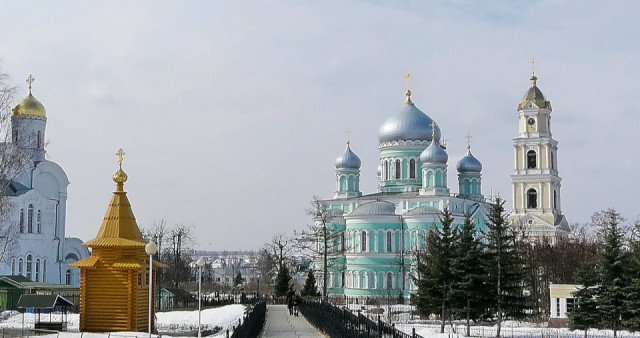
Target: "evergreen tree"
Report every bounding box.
[413,208,456,333]
[595,209,628,336]
[274,265,291,297]
[301,269,320,297]
[450,212,487,336]
[624,220,640,331]
[568,263,600,338]
[234,271,243,286]
[485,197,528,337]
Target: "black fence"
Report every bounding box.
[230,301,266,338]
[300,299,422,338]
[157,293,259,311]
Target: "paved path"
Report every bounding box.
[260,304,325,337]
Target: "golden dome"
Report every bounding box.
[13,93,46,117]
[517,75,551,111]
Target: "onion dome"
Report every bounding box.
[378,90,441,144]
[457,149,482,173]
[349,201,396,216]
[420,139,448,164]
[335,142,361,170]
[517,75,551,111]
[12,74,46,117]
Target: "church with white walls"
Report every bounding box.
[0,75,88,286]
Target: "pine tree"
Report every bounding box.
[450,212,487,337]
[274,265,291,297]
[568,263,600,338]
[301,269,320,297]
[413,208,456,333]
[234,271,243,286]
[595,209,628,336]
[485,197,528,337]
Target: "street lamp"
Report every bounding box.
[145,242,158,338]
[197,257,206,338]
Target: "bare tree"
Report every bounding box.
[295,197,347,298]
[0,69,35,263]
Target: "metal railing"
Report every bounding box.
[229,301,266,338]
[300,299,422,338]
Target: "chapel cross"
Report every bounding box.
[116,148,126,168]
[530,58,536,76]
[26,74,35,93]
[345,128,351,144]
[404,71,412,90]
[465,133,472,150]
[430,121,437,139]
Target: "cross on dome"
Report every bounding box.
[404,71,413,104]
[465,133,473,150]
[26,74,35,94]
[530,58,536,76]
[430,121,437,140]
[345,128,351,144]
[116,148,126,169]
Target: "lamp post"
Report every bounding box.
[197,257,206,338]
[145,242,158,338]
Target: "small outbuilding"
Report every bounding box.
[17,294,74,331]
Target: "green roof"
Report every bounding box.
[17,294,74,309]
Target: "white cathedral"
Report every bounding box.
[316,72,568,300]
[0,75,88,286]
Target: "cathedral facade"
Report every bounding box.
[0,76,88,286]
[316,73,567,300]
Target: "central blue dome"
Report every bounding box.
[378,92,441,144]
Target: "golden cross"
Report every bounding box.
[530,58,536,75]
[345,128,351,144]
[429,121,437,140]
[26,74,35,93]
[404,71,412,90]
[116,148,126,168]
[465,133,472,150]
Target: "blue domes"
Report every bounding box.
[335,142,361,170]
[378,92,441,144]
[457,149,482,173]
[420,140,448,164]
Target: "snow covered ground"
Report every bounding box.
[0,305,246,337]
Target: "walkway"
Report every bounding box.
[260,304,326,337]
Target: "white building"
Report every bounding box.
[0,75,88,286]
[549,283,579,327]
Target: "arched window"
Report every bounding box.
[409,159,416,179]
[27,205,34,233]
[386,232,392,252]
[553,190,557,209]
[37,131,41,148]
[35,259,40,282]
[65,270,72,285]
[340,233,345,252]
[26,254,32,280]
[11,259,15,275]
[36,210,41,234]
[386,273,393,289]
[341,271,345,287]
[18,258,23,276]
[527,150,537,169]
[527,189,538,209]
[550,151,554,170]
[361,231,367,252]
[43,259,47,283]
[384,161,389,180]
[19,209,24,233]
[395,159,401,179]
[362,272,368,289]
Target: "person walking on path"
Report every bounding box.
[286,286,295,315]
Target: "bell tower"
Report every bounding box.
[509,65,567,239]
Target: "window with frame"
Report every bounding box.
[386,273,393,289]
[361,231,367,252]
[18,258,23,276]
[37,131,41,148]
[527,189,538,209]
[36,210,41,234]
[386,232,392,252]
[395,159,401,179]
[566,298,575,315]
[11,259,15,275]
[409,159,416,179]
[27,205,34,233]
[43,260,47,282]
[35,259,40,282]
[527,150,537,169]
[340,233,345,252]
[65,270,72,285]
[19,209,24,233]
[556,298,561,317]
[26,254,32,280]
[384,161,389,180]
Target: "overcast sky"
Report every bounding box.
[0,1,638,250]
